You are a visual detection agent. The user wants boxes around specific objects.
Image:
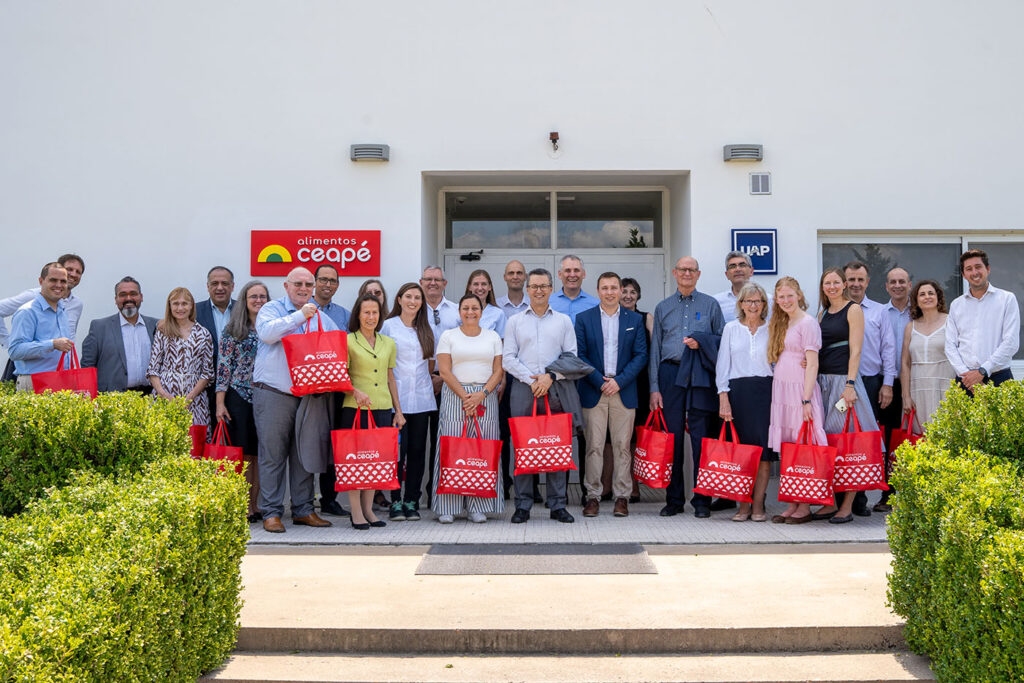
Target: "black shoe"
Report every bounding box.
[709,498,737,511]
[511,508,530,524]
[246,512,263,523]
[659,503,684,517]
[350,520,370,530]
[600,492,612,502]
[852,505,872,517]
[369,520,387,528]
[811,510,837,521]
[550,508,575,523]
[694,507,711,519]
[320,500,351,517]
[829,513,854,524]
[629,494,640,504]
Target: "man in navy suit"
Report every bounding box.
[574,272,648,517]
[81,276,158,393]
[196,266,236,410]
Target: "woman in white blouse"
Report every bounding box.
[465,269,507,338]
[380,283,436,522]
[715,282,775,522]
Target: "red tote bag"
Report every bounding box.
[631,409,674,489]
[779,421,837,506]
[694,421,763,503]
[282,311,354,396]
[189,425,207,459]
[827,411,888,493]
[331,408,400,491]
[509,396,576,475]
[202,420,244,475]
[31,348,98,399]
[888,410,923,467]
[437,416,502,498]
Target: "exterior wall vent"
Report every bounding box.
[750,172,771,195]
[723,144,763,162]
[350,144,390,162]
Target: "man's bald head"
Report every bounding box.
[283,267,315,307]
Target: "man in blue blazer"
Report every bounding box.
[195,266,236,410]
[574,272,648,517]
[81,276,158,393]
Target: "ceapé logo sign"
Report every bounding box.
[251,230,381,277]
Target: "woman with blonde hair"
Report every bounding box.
[766,277,827,524]
[147,287,214,426]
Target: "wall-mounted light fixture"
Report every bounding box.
[723,144,763,162]
[350,144,390,162]
[549,132,559,152]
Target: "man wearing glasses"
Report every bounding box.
[311,264,350,330]
[714,251,756,324]
[252,267,339,533]
[649,257,724,519]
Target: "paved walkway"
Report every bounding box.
[249,481,889,545]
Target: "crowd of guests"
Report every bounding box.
[1,248,1018,532]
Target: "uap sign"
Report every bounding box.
[731,229,777,275]
[251,230,381,277]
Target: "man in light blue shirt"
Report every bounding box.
[497,260,529,319]
[548,255,599,324]
[8,263,74,391]
[252,267,338,534]
[312,264,351,330]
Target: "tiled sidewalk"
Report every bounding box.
[248,482,890,545]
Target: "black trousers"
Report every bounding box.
[658,362,717,509]
[392,411,430,504]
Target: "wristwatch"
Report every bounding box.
[845,379,856,387]
[482,387,490,397]
[548,372,557,381]
[801,399,811,405]
[978,367,989,379]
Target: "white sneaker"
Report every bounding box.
[468,511,487,524]
[438,514,454,524]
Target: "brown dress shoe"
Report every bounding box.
[582,498,600,517]
[262,516,286,533]
[613,498,629,517]
[292,512,332,528]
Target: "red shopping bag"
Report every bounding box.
[509,396,576,475]
[827,411,888,493]
[694,421,763,503]
[31,348,98,399]
[202,420,244,475]
[888,410,923,467]
[282,311,354,396]
[189,424,207,459]
[779,421,837,506]
[437,416,501,498]
[331,408,400,491]
[632,409,674,489]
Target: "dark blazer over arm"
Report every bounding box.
[574,307,648,410]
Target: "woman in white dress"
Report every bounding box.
[900,279,955,432]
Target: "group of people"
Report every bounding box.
[2,247,1018,533]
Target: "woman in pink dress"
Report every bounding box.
[766,277,827,524]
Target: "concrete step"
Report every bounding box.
[201,651,936,682]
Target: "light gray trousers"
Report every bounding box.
[253,386,315,519]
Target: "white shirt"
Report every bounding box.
[425,298,460,354]
[714,288,771,325]
[479,304,507,338]
[0,288,83,347]
[437,327,503,385]
[945,284,1021,375]
[502,306,577,385]
[497,293,529,319]
[120,313,153,388]
[211,303,231,341]
[857,297,897,385]
[380,318,435,413]
[715,319,773,394]
[600,305,620,376]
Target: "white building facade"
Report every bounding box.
[2,1,1023,373]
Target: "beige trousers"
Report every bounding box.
[582,393,635,500]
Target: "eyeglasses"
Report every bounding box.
[316,277,339,285]
[741,299,765,305]
[287,281,314,288]
[727,263,751,271]
[421,277,445,283]
[526,284,552,291]
[247,294,269,301]
[674,268,698,275]
[432,309,440,325]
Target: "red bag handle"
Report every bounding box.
[798,420,815,445]
[212,419,232,446]
[901,409,918,433]
[841,409,862,434]
[460,415,485,440]
[531,395,552,417]
[718,420,740,443]
[302,310,324,334]
[350,407,378,430]
[54,347,81,371]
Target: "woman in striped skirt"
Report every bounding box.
[432,293,505,523]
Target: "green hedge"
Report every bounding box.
[887,382,1024,681]
[0,391,191,516]
[0,456,248,681]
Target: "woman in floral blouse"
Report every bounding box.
[148,287,214,426]
[215,280,269,522]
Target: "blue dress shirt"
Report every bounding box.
[315,299,352,331]
[254,296,339,393]
[479,304,507,338]
[8,293,71,375]
[858,297,897,385]
[648,289,724,392]
[885,299,911,376]
[548,289,599,324]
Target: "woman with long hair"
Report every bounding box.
[813,267,880,524]
[380,283,436,521]
[766,277,827,524]
[214,280,269,523]
[342,293,404,530]
[900,279,955,431]
[147,287,214,426]
[432,293,505,523]
[716,282,774,522]
[465,269,507,337]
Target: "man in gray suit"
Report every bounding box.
[81,277,158,393]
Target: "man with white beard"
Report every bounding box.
[81,277,159,393]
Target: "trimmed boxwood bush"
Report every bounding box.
[0,456,248,681]
[887,382,1024,681]
[0,391,191,516]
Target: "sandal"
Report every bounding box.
[731,510,751,522]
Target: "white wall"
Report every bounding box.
[2,0,1023,360]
